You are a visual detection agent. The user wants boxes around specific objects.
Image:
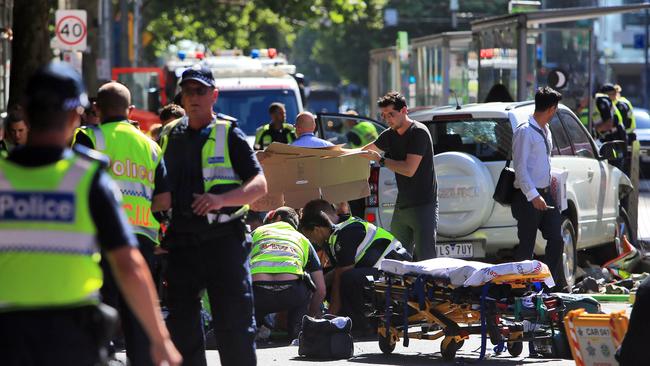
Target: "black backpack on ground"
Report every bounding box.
[298,315,354,359]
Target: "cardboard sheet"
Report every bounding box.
[251,143,371,211]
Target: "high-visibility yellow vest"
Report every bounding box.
[159,117,248,216]
[250,221,311,276]
[74,121,162,242]
[328,216,403,268]
[616,96,636,134]
[254,123,296,150]
[0,155,103,310]
[349,122,379,148]
[593,93,623,127]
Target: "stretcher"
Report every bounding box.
[370,258,567,361]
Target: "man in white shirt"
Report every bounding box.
[511,87,564,289]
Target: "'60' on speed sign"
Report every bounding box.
[55,10,87,51]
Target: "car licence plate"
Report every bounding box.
[435,242,474,258]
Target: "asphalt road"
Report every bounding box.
[115,303,630,366]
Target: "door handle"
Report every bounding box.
[587,169,594,181]
[384,179,397,186]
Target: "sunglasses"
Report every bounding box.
[182,85,212,97]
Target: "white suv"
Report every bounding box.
[317,102,633,287]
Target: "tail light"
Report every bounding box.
[366,165,380,208]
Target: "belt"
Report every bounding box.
[206,206,247,224]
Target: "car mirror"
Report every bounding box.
[599,140,626,161]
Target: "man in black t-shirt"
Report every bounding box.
[360,92,438,260]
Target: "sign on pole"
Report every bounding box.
[55,10,87,52]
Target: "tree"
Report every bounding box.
[9,0,52,108]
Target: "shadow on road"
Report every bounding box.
[290,352,566,365]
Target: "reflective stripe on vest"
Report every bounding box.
[202,121,242,191]
[250,221,310,276]
[77,122,161,243]
[329,217,401,268]
[0,155,102,309]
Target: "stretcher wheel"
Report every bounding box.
[378,334,396,354]
[507,340,523,357]
[441,336,464,361]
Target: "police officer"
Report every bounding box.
[0,63,181,365]
[602,83,636,137]
[251,207,326,341]
[159,65,267,366]
[73,81,171,365]
[593,91,627,169]
[299,199,411,336]
[254,102,296,150]
[343,111,378,148]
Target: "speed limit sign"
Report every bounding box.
[55,10,87,51]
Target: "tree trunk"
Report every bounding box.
[9,0,51,108]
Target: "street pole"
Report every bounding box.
[120,0,128,66]
[133,0,141,67]
[99,0,112,80]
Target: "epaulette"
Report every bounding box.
[72,144,110,168]
[217,112,237,123]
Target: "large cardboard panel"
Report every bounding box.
[252,143,371,211]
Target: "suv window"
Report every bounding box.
[549,114,573,156]
[428,118,511,161]
[316,114,386,146]
[559,110,595,159]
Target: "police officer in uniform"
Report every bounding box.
[159,65,267,366]
[299,199,411,335]
[601,83,636,137]
[73,81,170,365]
[250,207,326,341]
[0,63,181,365]
[254,102,296,150]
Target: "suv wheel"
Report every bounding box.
[616,206,637,252]
[559,215,577,289]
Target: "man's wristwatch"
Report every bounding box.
[379,157,386,167]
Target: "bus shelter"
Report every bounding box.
[411,31,476,108]
[471,3,650,114]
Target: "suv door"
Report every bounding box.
[557,110,615,246]
[314,113,391,224]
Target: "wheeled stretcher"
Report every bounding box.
[370,258,567,361]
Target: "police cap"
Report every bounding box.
[25,62,89,112]
[180,64,216,88]
[599,83,616,94]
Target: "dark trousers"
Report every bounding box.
[100,234,156,366]
[165,221,256,366]
[0,306,107,366]
[390,201,438,260]
[253,280,311,340]
[618,277,650,365]
[339,267,379,333]
[510,189,564,287]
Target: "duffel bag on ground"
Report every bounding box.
[298,315,354,359]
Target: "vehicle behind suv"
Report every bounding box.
[318,102,634,288]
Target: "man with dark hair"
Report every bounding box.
[250,206,326,341]
[0,62,181,366]
[159,103,186,126]
[72,81,171,365]
[360,91,437,260]
[254,102,296,150]
[6,106,29,149]
[299,199,411,336]
[511,86,565,288]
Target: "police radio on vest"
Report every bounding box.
[0,192,75,222]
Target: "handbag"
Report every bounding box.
[493,160,515,205]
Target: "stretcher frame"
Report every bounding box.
[371,271,564,361]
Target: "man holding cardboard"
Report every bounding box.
[360,91,438,260]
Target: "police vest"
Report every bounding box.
[0,155,103,310]
[250,221,311,276]
[593,93,623,127]
[160,116,247,216]
[74,121,162,243]
[328,217,403,268]
[254,123,296,150]
[616,96,636,134]
[349,122,379,148]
